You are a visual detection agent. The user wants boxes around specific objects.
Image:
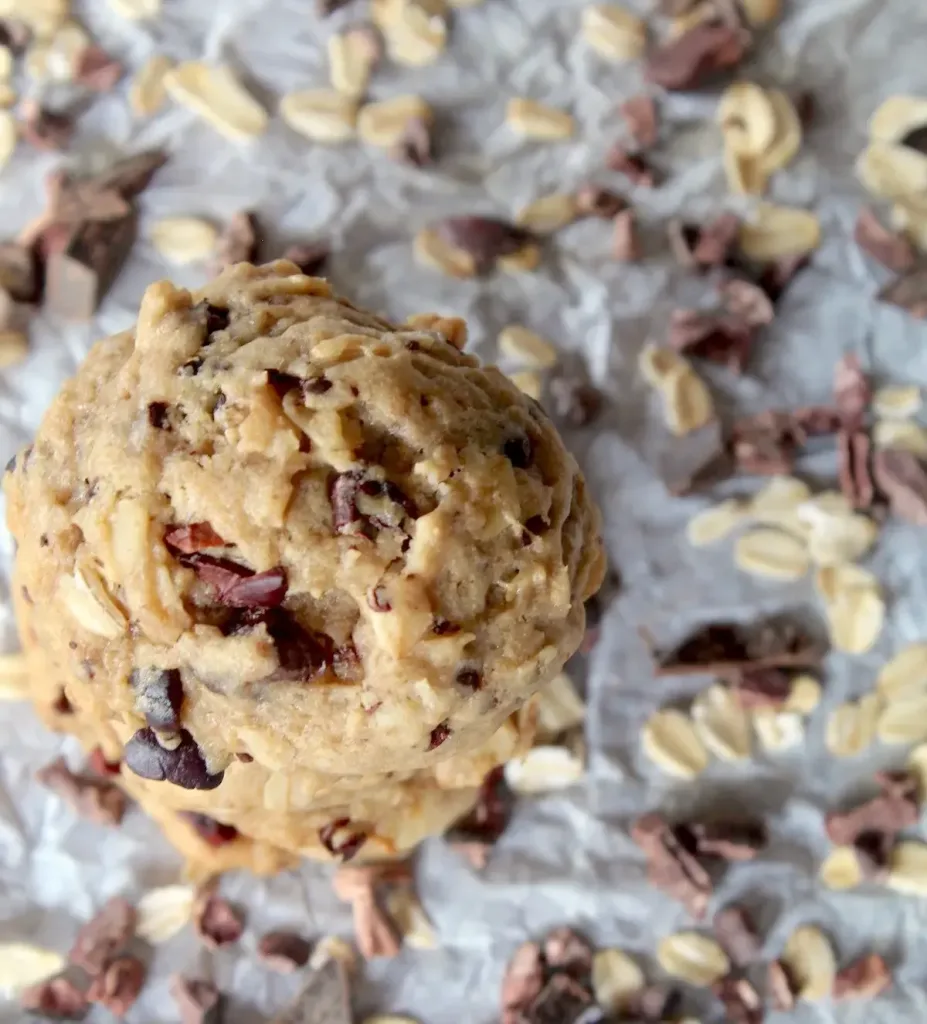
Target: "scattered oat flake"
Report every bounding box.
[535,672,586,739]
[819,846,863,890]
[151,217,218,264]
[130,54,173,117]
[739,204,822,261]
[685,498,747,546]
[873,384,921,419]
[384,887,437,949]
[656,932,730,986]
[506,98,574,140]
[137,884,195,944]
[734,528,809,582]
[874,418,927,456]
[0,650,29,700]
[165,62,267,141]
[782,925,837,1002]
[413,227,476,278]
[498,325,558,368]
[784,674,822,714]
[328,26,380,97]
[691,684,751,761]
[515,193,578,234]
[581,4,647,62]
[591,948,645,1011]
[357,94,431,147]
[662,364,716,436]
[718,82,778,158]
[887,841,927,896]
[508,370,542,400]
[504,745,584,794]
[878,642,927,699]
[877,690,927,745]
[0,943,66,993]
[825,694,881,756]
[752,708,804,751]
[108,0,160,16]
[641,708,709,779]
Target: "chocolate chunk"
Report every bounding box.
[183,553,288,608]
[575,184,626,219]
[837,428,874,509]
[214,210,260,271]
[767,959,797,1010]
[88,747,121,777]
[0,242,38,301]
[164,522,226,554]
[605,145,655,187]
[19,976,89,1019]
[543,927,593,977]
[760,251,809,302]
[75,45,123,91]
[69,896,136,975]
[192,300,229,337]
[270,958,351,1024]
[265,368,306,395]
[503,435,533,468]
[87,956,146,1016]
[854,207,917,272]
[873,448,927,525]
[620,94,658,148]
[147,401,170,429]
[713,905,762,966]
[427,721,451,750]
[713,975,762,1024]
[433,217,533,274]
[667,308,755,373]
[319,817,368,861]
[260,609,334,683]
[93,151,168,199]
[124,727,224,791]
[547,369,602,427]
[879,267,927,319]
[36,755,128,827]
[283,242,330,276]
[330,469,364,532]
[734,667,793,708]
[447,765,512,846]
[646,20,749,91]
[179,811,240,847]
[170,976,224,1024]
[612,208,640,262]
[825,772,919,846]
[194,886,244,949]
[257,931,313,972]
[690,820,765,860]
[632,813,712,917]
[392,115,433,166]
[833,952,891,1000]
[854,829,894,879]
[44,211,137,321]
[521,973,593,1024]
[20,99,74,151]
[130,667,184,731]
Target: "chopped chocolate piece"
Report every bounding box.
[873,448,927,525]
[52,689,74,714]
[547,369,602,427]
[130,667,184,731]
[193,886,244,949]
[164,522,226,554]
[694,212,741,267]
[455,667,483,691]
[794,404,843,435]
[19,976,89,1019]
[667,219,701,267]
[626,984,681,1022]
[0,242,38,302]
[319,817,368,861]
[718,276,776,326]
[714,906,761,966]
[183,553,288,608]
[620,94,658,148]
[503,434,534,468]
[447,766,513,846]
[283,242,330,276]
[632,815,713,917]
[392,116,433,166]
[666,308,755,372]
[433,217,533,274]
[713,975,762,1024]
[652,616,822,678]
[44,212,137,321]
[179,811,240,846]
[20,100,74,151]
[124,727,224,791]
[93,151,168,199]
[854,207,917,272]
[646,20,749,91]
[36,755,128,826]
[428,720,451,750]
[69,896,136,975]
[767,959,797,1010]
[575,184,626,219]
[833,354,870,428]
[170,976,224,1024]
[758,251,809,298]
[879,267,927,319]
[86,956,146,1016]
[734,667,793,708]
[729,410,798,475]
[88,747,121,777]
[502,941,544,1024]
[270,958,351,1024]
[605,145,655,187]
[612,207,640,261]
[833,952,891,1000]
[239,608,334,683]
[854,829,894,879]
[825,772,919,846]
[837,429,874,509]
[543,927,593,977]
[257,931,313,972]
[214,210,260,271]
[522,973,593,1024]
[75,45,124,91]
[147,401,170,429]
[903,123,927,154]
[691,820,765,860]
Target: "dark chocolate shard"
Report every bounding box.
[124,728,224,791]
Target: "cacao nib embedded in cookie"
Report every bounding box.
[455,667,483,691]
[199,302,230,337]
[179,811,240,847]
[266,368,303,397]
[303,374,332,394]
[428,720,451,750]
[179,357,203,377]
[227,608,335,683]
[257,931,313,972]
[367,585,391,611]
[330,469,363,532]
[503,435,534,468]
[319,817,368,861]
[52,689,74,714]
[130,667,184,730]
[124,728,224,790]
[163,521,226,554]
[182,553,288,608]
[147,402,170,429]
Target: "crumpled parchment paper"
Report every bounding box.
[3,0,927,1021]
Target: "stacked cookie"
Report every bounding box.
[6,261,603,874]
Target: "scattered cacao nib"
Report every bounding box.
[625,984,682,1022]
[733,667,793,709]
[69,896,136,975]
[124,727,224,791]
[428,720,451,750]
[257,931,313,972]
[88,747,121,777]
[667,219,701,268]
[547,368,602,427]
[433,216,533,274]
[19,976,89,1019]
[879,266,927,319]
[90,150,168,199]
[447,766,513,847]
[270,957,352,1024]
[794,90,816,128]
[833,353,870,428]
[184,553,288,609]
[521,973,595,1024]
[645,20,749,91]
[854,207,917,272]
[694,212,741,267]
[319,817,368,861]
[666,308,755,373]
[147,401,170,429]
[283,242,330,276]
[503,434,534,468]
[837,428,874,509]
[620,94,658,148]
[713,905,761,966]
[130,667,184,731]
[501,941,544,1024]
[194,884,245,949]
[214,210,260,272]
[713,975,762,1024]
[825,772,919,846]
[833,952,892,1000]
[575,184,626,219]
[75,45,124,91]
[689,820,765,860]
[854,829,894,880]
[164,522,226,554]
[543,927,593,978]
[190,300,230,338]
[0,242,38,302]
[605,145,655,187]
[650,616,823,679]
[632,813,713,917]
[20,99,74,151]
[179,811,240,847]
[170,975,224,1024]
[718,276,776,327]
[330,469,415,535]
[86,956,146,1016]
[766,959,797,1010]
[36,756,128,827]
[611,208,640,262]
[873,448,927,525]
[392,116,433,167]
[759,253,809,301]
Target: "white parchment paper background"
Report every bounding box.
[3,0,927,1020]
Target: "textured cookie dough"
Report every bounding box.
[7,260,603,864]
